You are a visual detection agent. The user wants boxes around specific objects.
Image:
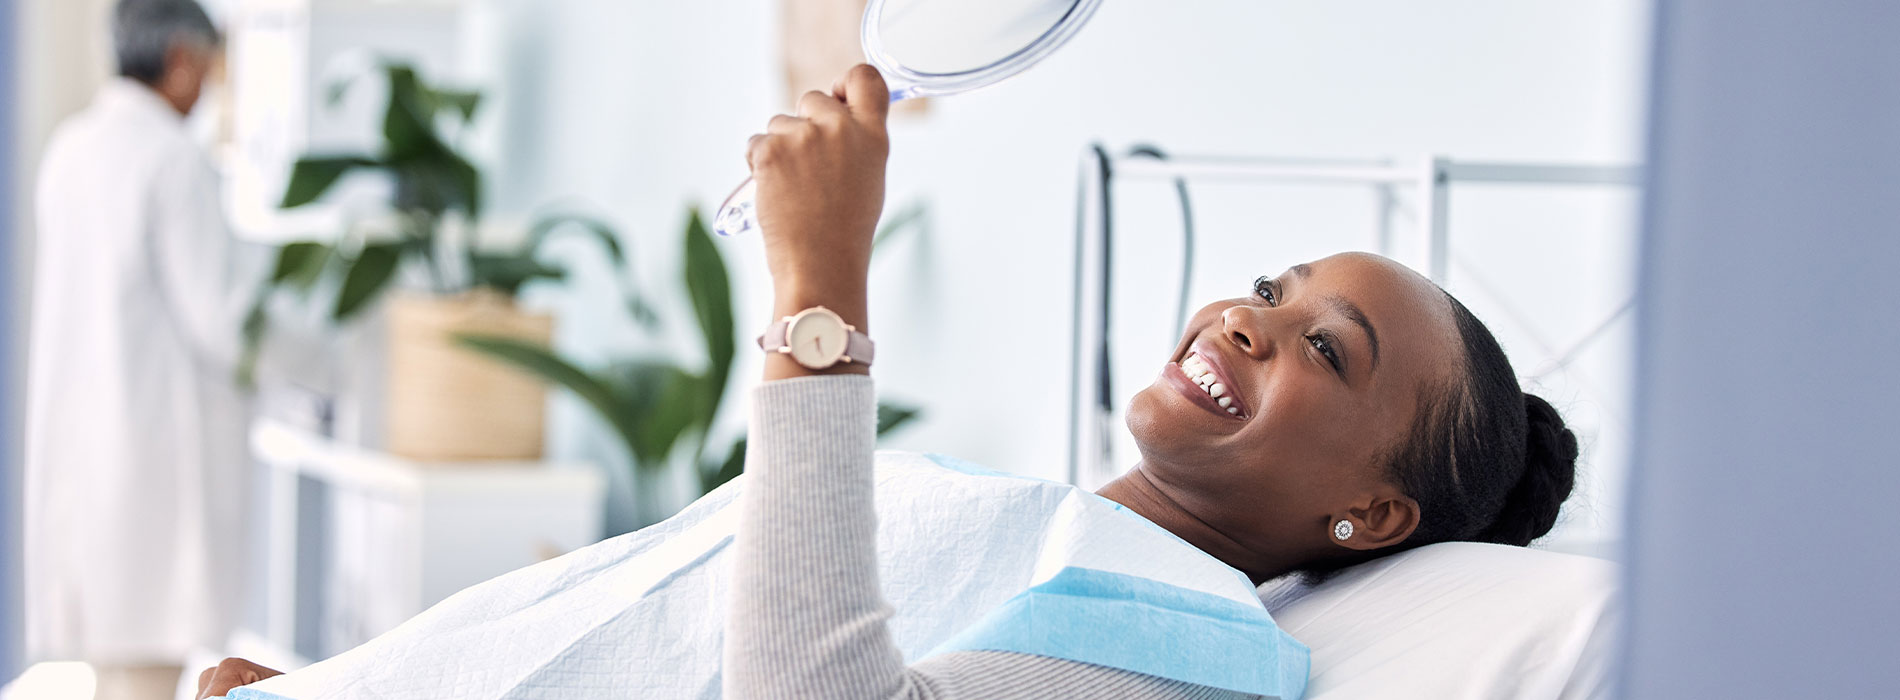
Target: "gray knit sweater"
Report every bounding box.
[724,375,1260,700]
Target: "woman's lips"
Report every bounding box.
[1165,362,1246,421]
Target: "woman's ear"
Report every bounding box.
[1333,492,1420,551]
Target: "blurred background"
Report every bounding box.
[1,0,1651,697]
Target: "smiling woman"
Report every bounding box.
[1108,252,1578,585]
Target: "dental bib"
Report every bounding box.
[231,453,1309,700]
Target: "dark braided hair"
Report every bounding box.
[1381,292,1580,549]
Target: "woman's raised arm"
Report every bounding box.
[722,65,1248,700]
[747,64,887,383]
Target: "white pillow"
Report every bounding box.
[1258,542,1619,700]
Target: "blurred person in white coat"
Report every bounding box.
[25,1,256,697]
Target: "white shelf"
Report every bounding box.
[253,419,602,497]
[248,419,606,662]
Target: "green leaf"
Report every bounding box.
[270,242,333,290]
[444,150,482,218]
[381,65,437,162]
[430,88,483,123]
[454,335,656,467]
[627,298,661,329]
[389,161,446,215]
[467,214,627,302]
[323,59,384,108]
[386,148,480,219]
[872,201,929,257]
[281,156,378,209]
[325,75,353,108]
[469,254,566,297]
[682,208,735,417]
[332,243,402,321]
[526,214,627,270]
[455,334,618,417]
[521,213,657,327]
[877,402,922,436]
[641,370,708,469]
[368,63,482,219]
[702,437,747,493]
[601,360,705,469]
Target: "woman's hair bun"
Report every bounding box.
[1476,393,1579,546]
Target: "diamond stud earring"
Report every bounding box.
[1333,519,1354,541]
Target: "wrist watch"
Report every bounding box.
[758,306,875,369]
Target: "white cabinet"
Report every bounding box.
[249,419,606,660]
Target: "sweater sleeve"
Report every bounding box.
[722,374,1254,700]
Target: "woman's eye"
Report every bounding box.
[1252,276,1278,306]
[1309,334,1342,371]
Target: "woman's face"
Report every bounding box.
[1124,252,1464,568]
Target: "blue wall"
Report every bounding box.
[0,0,20,683]
[1623,1,1900,696]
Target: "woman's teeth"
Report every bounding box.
[1181,353,1240,415]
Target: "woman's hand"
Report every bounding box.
[195,657,282,699]
[746,64,890,380]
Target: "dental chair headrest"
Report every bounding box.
[1258,541,1619,700]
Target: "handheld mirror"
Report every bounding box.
[714,0,1106,236]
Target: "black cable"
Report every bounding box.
[1069,144,1114,483]
[1071,143,1196,479]
[1092,144,1115,416]
[1125,144,1197,338]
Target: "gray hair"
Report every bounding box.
[113,0,220,85]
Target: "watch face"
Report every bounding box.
[786,309,849,369]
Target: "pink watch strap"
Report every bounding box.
[843,329,876,365]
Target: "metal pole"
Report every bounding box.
[1115,158,1416,185]
[1441,161,1641,186]
[1421,157,1451,283]
[1375,183,1397,258]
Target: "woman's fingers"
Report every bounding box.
[766,113,805,135]
[751,114,811,173]
[796,90,846,121]
[840,64,890,122]
[745,133,766,172]
[195,657,283,699]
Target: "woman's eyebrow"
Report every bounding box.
[1285,263,1381,372]
[1328,295,1381,372]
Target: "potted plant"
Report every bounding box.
[246,61,634,461]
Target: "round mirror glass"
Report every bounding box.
[874,0,1082,76]
[715,0,1104,236]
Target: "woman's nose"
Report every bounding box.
[1221,304,1271,359]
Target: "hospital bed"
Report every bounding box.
[1068,146,1637,697]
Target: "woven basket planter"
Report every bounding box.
[384,290,552,461]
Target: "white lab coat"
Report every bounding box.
[25,78,261,664]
